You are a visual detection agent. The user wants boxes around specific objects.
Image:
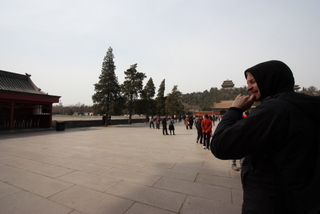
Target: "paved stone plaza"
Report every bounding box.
[0,122,242,214]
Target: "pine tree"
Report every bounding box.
[92,47,120,126]
[166,85,184,116]
[142,77,156,99]
[121,64,146,124]
[156,79,166,116]
[140,77,156,116]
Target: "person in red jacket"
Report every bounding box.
[201,114,212,150]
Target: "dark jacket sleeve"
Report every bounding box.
[211,100,285,160]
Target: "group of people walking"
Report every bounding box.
[183,115,194,129]
[149,114,218,145]
[195,114,215,150]
[161,116,175,135]
[149,116,175,135]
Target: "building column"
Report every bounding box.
[49,104,53,128]
[9,101,14,130]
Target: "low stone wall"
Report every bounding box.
[52,118,146,129]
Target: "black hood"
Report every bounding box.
[245,60,320,121]
[278,92,320,124]
[245,60,295,100]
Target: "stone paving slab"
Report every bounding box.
[0,122,242,214]
[0,190,73,214]
[180,196,241,214]
[125,202,176,214]
[153,177,232,203]
[106,181,186,212]
[0,165,73,198]
[1,157,74,178]
[49,185,134,214]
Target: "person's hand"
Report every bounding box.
[231,94,255,111]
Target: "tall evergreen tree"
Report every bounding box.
[181,86,249,111]
[156,79,166,116]
[92,47,120,126]
[166,85,184,116]
[121,64,146,124]
[301,86,320,96]
[142,78,156,99]
[140,77,156,116]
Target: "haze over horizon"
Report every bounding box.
[1,0,319,105]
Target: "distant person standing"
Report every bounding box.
[162,116,169,135]
[184,116,190,129]
[201,114,212,150]
[149,116,155,129]
[156,116,160,129]
[168,116,175,135]
[189,115,194,129]
[195,116,203,144]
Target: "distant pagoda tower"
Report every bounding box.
[221,80,235,89]
[294,84,300,92]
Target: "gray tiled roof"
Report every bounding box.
[221,79,235,88]
[0,70,46,95]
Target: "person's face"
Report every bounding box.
[246,72,261,101]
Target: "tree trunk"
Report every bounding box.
[104,113,108,126]
[128,96,133,124]
[128,114,132,124]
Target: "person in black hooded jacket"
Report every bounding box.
[210,60,320,214]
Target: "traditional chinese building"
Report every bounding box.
[211,100,256,115]
[221,80,235,89]
[211,100,234,115]
[294,84,301,92]
[193,111,215,117]
[0,70,60,131]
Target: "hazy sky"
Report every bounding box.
[1,0,320,105]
